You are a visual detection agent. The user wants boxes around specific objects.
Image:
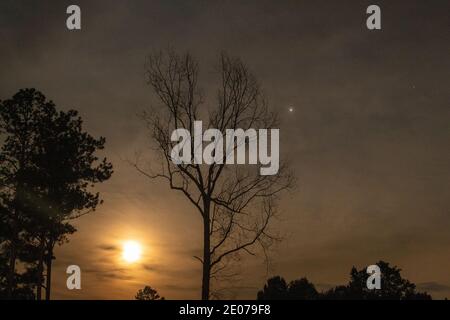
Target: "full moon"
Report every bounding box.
[122,240,142,263]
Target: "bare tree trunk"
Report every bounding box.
[36,240,45,301]
[45,244,53,300]
[201,201,211,300]
[6,240,17,299]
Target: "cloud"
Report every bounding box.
[160,284,197,292]
[96,272,134,281]
[98,244,119,252]
[141,263,200,279]
[83,266,135,281]
[417,282,450,293]
[142,263,159,272]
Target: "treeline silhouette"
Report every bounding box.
[257,261,432,300]
[134,261,432,300]
[0,89,113,300]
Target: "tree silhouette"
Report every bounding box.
[134,49,293,299]
[257,276,289,300]
[257,276,319,300]
[0,88,113,300]
[322,260,431,300]
[320,285,349,300]
[135,286,165,300]
[257,261,432,300]
[287,277,319,300]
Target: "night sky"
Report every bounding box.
[0,0,449,299]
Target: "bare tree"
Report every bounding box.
[135,49,293,300]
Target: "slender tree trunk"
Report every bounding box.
[36,239,45,301]
[45,244,53,300]
[201,201,211,300]
[6,240,17,299]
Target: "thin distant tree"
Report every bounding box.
[0,89,113,300]
[135,49,293,299]
[135,286,165,300]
